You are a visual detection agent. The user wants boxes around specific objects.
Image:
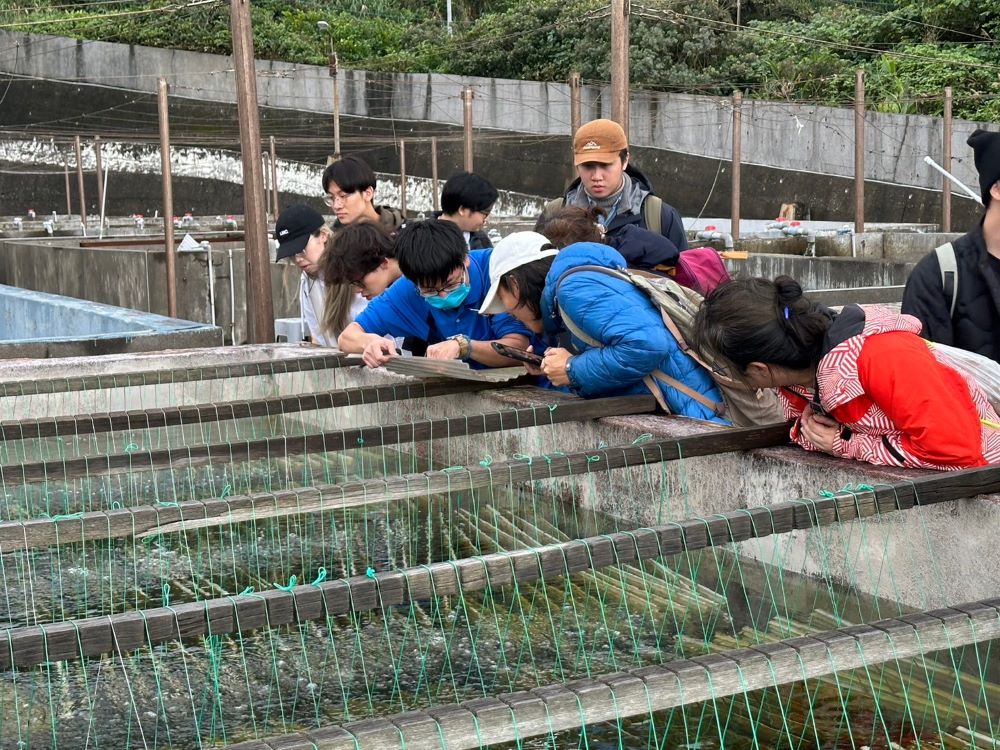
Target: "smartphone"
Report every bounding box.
[491,341,543,365]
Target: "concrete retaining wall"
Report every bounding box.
[1,30,994,196]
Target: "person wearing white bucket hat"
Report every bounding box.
[480,233,727,422]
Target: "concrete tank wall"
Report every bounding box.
[0,236,301,344]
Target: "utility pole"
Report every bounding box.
[431,136,440,211]
[63,159,71,218]
[231,0,275,344]
[73,135,87,228]
[731,91,742,244]
[942,86,953,233]
[269,135,279,219]
[854,69,865,234]
[462,87,474,172]
[157,78,178,318]
[317,21,341,161]
[93,135,104,222]
[569,72,582,135]
[399,139,407,216]
[611,0,630,135]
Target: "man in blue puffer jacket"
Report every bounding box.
[479,236,727,424]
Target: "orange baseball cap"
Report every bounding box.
[573,119,628,165]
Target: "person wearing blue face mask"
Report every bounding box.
[338,220,531,368]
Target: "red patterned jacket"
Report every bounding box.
[777,305,1000,469]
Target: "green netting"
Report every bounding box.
[0,351,997,750]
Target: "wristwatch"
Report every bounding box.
[565,357,573,378]
[447,334,471,360]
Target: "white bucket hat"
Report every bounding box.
[478,231,559,315]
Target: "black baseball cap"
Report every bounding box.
[274,205,325,261]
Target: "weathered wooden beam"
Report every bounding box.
[0,419,785,552]
[6,455,1000,672]
[0,376,522,441]
[0,351,357,397]
[224,599,1000,750]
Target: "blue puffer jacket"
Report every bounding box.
[540,243,728,424]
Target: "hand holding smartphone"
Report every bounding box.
[491,341,544,365]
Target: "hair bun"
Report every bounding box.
[773,275,804,306]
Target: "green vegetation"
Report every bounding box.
[1,0,998,119]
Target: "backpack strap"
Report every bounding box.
[553,265,724,416]
[935,242,958,318]
[643,194,662,236]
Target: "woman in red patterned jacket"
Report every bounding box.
[694,275,1000,469]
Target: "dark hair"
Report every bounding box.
[395,220,467,287]
[322,156,377,195]
[694,276,834,375]
[499,256,556,319]
[441,172,499,215]
[319,221,394,285]
[534,206,604,248]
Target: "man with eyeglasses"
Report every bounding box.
[337,220,531,368]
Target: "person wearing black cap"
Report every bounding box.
[275,204,361,346]
[902,129,1000,362]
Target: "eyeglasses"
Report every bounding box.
[323,192,350,208]
[417,268,467,298]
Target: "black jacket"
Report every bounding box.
[560,165,689,252]
[901,222,1000,361]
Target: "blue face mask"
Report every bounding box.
[425,283,471,310]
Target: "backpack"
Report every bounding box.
[554,265,784,427]
[935,242,958,318]
[543,194,731,296]
[543,194,664,234]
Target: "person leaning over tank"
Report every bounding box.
[902,129,1000,362]
[337,220,530,369]
[540,118,688,252]
[274,204,336,346]
[477,234,727,423]
[535,204,681,271]
[695,275,1000,469]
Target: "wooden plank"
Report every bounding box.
[0,351,354,397]
[9,461,1000,669]
[223,598,1000,750]
[6,387,619,484]
[0,376,526,441]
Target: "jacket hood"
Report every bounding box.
[541,242,628,334]
[819,304,924,409]
[334,205,406,233]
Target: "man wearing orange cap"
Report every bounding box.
[542,118,688,253]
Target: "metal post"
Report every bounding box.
[157,78,178,318]
[731,91,742,244]
[446,0,453,35]
[569,72,582,135]
[63,159,71,218]
[942,86,953,233]
[611,0,630,135]
[230,0,275,344]
[854,69,865,234]
[462,87,474,172]
[431,136,440,212]
[93,136,104,223]
[269,135,279,218]
[73,135,87,228]
[399,139,407,216]
[329,45,341,161]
